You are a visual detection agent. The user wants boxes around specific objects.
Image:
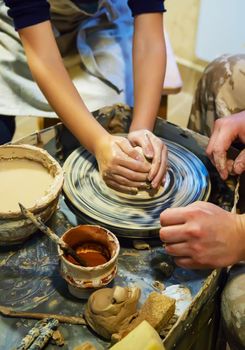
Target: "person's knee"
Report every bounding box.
[200,54,245,92]
[221,265,245,349]
[188,54,245,135]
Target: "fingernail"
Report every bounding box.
[220,173,228,181]
[145,150,153,158]
[148,175,153,182]
[219,169,228,180]
[227,160,234,174]
[151,181,157,189]
[234,162,245,174]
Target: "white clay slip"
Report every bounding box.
[0,159,54,212]
[0,144,64,245]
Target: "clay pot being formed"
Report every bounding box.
[0,144,64,245]
[58,225,120,299]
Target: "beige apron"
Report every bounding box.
[0,0,134,117]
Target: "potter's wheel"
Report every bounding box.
[63,139,211,238]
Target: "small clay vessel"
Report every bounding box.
[58,225,120,299]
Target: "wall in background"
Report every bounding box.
[196,0,245,61]
[164,0,207,72]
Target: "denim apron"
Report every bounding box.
[0,0,133,117]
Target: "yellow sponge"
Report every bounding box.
[110,321,165,350]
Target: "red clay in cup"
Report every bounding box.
[66,242,110,267]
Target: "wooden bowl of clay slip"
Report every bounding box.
[0,144,64,245]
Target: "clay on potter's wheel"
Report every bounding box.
[110,146,165,200]
[63,137,211,236]
[84,286,141,340]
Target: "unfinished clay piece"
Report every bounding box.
[84,286,141,339]
[110,146,165,199]
[133,240,151,250]
[84,287,176,342]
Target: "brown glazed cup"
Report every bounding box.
[58,225,120,299]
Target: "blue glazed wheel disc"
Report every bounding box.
[63,139,211,237]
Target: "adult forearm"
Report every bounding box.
[19,21,107,154]
[130,14,166,132]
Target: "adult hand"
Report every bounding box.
[159,201,245,269]
[128,130,168,189]
[206,112,245,180]
[94,134,151,194]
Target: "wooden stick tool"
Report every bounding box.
[19,203,87,267]
[0,305,86,325]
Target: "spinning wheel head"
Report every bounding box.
[63,139,211,238]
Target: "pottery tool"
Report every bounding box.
[19,203,87,267]
[0,305,86,325]
[63,138,211,238]
[15,318,59,350]
[16,319,44,350]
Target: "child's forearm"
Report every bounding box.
[130,13,166,132]
[19,21,108,154]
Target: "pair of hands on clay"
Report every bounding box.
[95,130,167,194]
[160,113,245,269]
[18,18,166,195]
